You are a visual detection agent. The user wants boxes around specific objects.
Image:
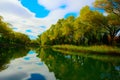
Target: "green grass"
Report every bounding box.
[52,45,120,55]
[53,48,120,62]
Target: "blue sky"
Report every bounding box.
[0,0,95,39]
[20,0,50,18]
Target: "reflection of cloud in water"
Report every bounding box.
[18,67,22,70]
[0,51,56,80]
[36,62,44,66]
[0,72,28,80]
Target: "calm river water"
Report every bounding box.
[0,47,120,80]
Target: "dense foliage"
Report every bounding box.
[37,5,120,46]
[94,0,120,17]
[0,16,31,46]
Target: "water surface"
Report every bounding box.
[0,47,55,80]
[0,47,120,80]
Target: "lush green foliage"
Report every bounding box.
[37,6,120,46]
[94,0,120,45]
[0,16,31,46]
[94,0,120,17]
[53,45,120,55]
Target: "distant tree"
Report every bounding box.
[0,15,31,46]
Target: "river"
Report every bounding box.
[0,47,120,80]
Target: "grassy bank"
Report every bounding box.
[53,48,120,62]
[52,45,120,55]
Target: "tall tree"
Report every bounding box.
[106,13,120,44]
[94,0,120,44]
[79,6,106,45]
[94,0,120,17]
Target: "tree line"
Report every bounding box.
[36,0,120,46]
[0,16,31,47]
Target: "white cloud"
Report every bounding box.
[42,9,67,29]
[39,0,95,29]
[39,0,95,11]
[0,0,95,39]
[0,0,45,38]
[66,0,94,12]
[0,0,33,18]
[38,0,66,10]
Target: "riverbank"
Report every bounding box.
[52,45,120,56]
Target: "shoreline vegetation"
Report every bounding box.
[52,45,120,56]
[36,1,120,51]
[52,46,120,62]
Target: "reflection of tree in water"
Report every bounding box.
[36,48,120,80]
[0,47,30,71]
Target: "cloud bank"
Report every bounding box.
[0,0,95,39]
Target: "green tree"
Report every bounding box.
[94,0,120,17]
[0,16,31,46]
[41,31,50,45]
[79,6,106,45]
[36,5,120,46]
[94,0,120,44]
[61,16,75,44]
